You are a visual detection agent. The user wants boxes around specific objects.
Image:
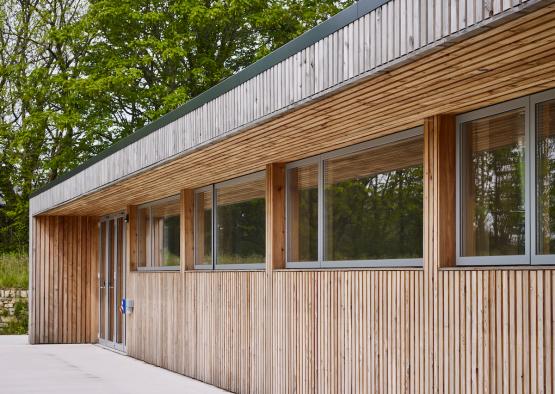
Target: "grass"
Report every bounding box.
[0,253,28,289]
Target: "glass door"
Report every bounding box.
[98,213,126,352]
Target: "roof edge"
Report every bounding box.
[30,0,387,198]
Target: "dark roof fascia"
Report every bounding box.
[30,0,388,198]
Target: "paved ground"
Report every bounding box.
[0,336,228,393]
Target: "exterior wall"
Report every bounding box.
[119,115,555,393]
[439,269,555,393]
[28,0,541,216]
[29,216,98,344]
[126,271,266,393]
[125,268,555,393]
[271,270,424,393]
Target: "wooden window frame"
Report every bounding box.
[285,127,425,269]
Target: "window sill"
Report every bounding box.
[185,268,265,273]
[135,267,180,273]
[286,259,423,270]
[276,266,423,272]
[442,265,555,271]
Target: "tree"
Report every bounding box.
[0,0,92,251]
[0,0,353,252]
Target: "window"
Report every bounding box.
[287,164,318,263]
[536,98,555,256]
[194,172,266,270]
[137,195,180,270]
[194,188,213,268]
[460,109,526,258]
[457,88,555,266]
[286,128,424,268]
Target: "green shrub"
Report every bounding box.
[0,253,28,289]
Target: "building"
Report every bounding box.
[29,0,555,392]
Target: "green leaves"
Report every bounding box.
[0,0,352,252]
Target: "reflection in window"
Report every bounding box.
[461,109,526,257]
[216,173,266,265]
[137,196,181,268]
[536,100,555,255]
[324,136,424,261]
[195,189,213,267]
[287,164,318,262]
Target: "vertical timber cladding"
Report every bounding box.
[122,121,555,393]
[438,269,555,393]
[271,270,425,393]
[125,271,267,393]
[29,216,98,344]
[28,116,555,392]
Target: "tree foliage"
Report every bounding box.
[0,0,353,252]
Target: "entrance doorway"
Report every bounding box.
[98,213,126,352]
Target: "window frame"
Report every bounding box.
[455,90,555,266]
[530,88,555,266]
[194,171,267,271]
[285,127,425,269]
[136,194,181,272]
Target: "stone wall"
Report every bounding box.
[0,289,28,333]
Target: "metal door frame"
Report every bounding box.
[98,212,127,353]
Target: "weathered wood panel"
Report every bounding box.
[124,267,555,394]
[271,270,425,393]
[29,216,98,344]
[439,269,555,394]
[30,0,544,215]
[126,271,267,394]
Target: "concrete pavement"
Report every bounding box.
[0,335,228,393]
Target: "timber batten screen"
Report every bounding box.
[27,1,555,393]
[30,216,98,344]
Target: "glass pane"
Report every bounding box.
[287,164,318,262]
[324,136,423,261]
[461,109,526,257]
[195,190,213,266]
[536,99,555,255]
[216,173,266,265]
[108,220,114,341]
[151,198,181,267]
[137,196,180,268]
[116,217,124,344]
[137,207,150,267]
[99,221,106,340]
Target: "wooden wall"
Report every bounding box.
[126,271,267,394]
[29,216,98,344]
[28,189,555,393]
[123,267,555,393]
[271,270,425,393]
[120,111,555,393]
[438,269,555,394]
